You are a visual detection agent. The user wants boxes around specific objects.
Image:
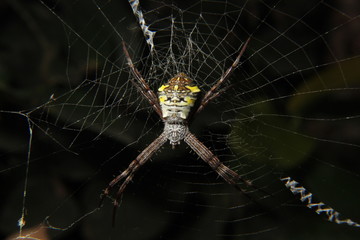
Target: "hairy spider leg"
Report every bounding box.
[194,37,250,115]
[100,132,168,225]
[184,132,241,185]
[184,132,274,201]
[122,42,163,118]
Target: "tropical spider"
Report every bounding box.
[101,38,251,223]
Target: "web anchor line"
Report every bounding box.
[128,0,156,52]
[281,177,360,227]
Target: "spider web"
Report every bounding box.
[1,0,360,239]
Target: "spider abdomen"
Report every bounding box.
[158,72,200,120]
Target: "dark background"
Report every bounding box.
[1,0,360,239]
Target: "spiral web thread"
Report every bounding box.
[281,177,360,227]
[128,0,156,52]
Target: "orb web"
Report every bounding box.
[0,0,359,239]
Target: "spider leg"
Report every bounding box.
[184,132,275,199]
[184,132,278,215]
[122,42,163,118]
[100,132,168,225]
[194,38,250,115]
[184,132,242,185]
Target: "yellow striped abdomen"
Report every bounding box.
[158,73,200,120]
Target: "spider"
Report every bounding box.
[101,38,251,223]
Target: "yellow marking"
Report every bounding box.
[158,85,169,92]
[174,85,179,91]
[159,96,166,102]
[185,85,200,93]
[185,96,196,105]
